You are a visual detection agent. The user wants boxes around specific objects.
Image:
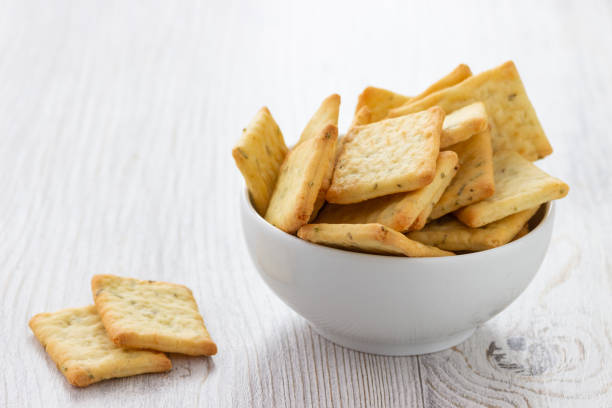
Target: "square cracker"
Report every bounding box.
[387,61,553,161]
[232,107,288,215]
[411,63,472,102]
[297,94,341,221]
[316,151,458,232]
[455,150,568,227]
[265,125,338,233]
[430,128,495,219]
[352,64,471,126]
[354,87,411,124]
[407,207,538,251]
[92,275,217,356]
[440,102,488,148]
[326,107,444,204]
[298,223,453,257]
[29,305,171,387]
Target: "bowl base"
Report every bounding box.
[310,325,476,356]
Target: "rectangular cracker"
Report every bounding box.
[326,107,444,204]
[266,126,338,232]
[430,129,495,219]
[232,107,288,215]
[29,305,171,387]
[411,63,472,102]
[408,152,460,231]
[355,87,411,124]
[388,61,553,161]
[92,275,217,356]
[298,223,454,257]
[316,151,458,232]
[441,102,488,148]
[407,207,538,251]
[455,151,568,227]
[299,94,341,221]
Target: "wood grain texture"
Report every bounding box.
[1,0,611,406]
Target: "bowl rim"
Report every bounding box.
[242,187,554,261]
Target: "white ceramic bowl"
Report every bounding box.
[241,190,554,355]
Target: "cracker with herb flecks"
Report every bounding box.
[326,107,444,204]
[92,275,217,356]
[266,125,338,232]
[440,102,488,148]
[407,152,460,231]
[431,129,495,220]
[387,61,553,161]
[298,94,341,221]
[355,87,411,124]
[232,107,288,215]
[298,223,454,257]
[411,63,472,102]
[455,151,568,227]
[407,207,538,251]
[352,64,471,126]
[29,305,171,387]
[316,151,458,232]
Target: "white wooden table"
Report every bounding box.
[2,1,611,406]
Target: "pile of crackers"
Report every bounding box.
[233,61,569,256]
[29,275,216,387]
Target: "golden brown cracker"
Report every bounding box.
[298,223,453,257]
[512,224,530,241]
[388,61,553,161]
[233,107,288,215]
[266,126,338,232]
[316,151,458,232]
[299,95,341,221]
[412,63,472,102]
[29,305,171,387]
[430,129,495,219]
[407,207,538,251]
[455,151,568,227]
[92,275,217,356]
[326,107,444,204]
[441,102,488,148]
[354,87,410,124]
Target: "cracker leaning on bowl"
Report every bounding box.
[232,60,569,257]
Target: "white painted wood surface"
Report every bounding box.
[2,0,611,406]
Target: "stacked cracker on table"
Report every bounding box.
[233,61,569,257]
[29,275,216,387]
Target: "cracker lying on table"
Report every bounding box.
[411,63,472,102]
[407,207,538,251]
[440,102,488,148]
[355,87,411,124]
[29,305,171,387]
[92,275,217,356]
[387,61,553,161]
[326,107,444,204]
[430,129,495,219]
[316,151,458,232]
[298,223,454,257]
[299,95,341,221]
[232,107,288,215]
[266,126,338,232]
[455,150,568,227]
